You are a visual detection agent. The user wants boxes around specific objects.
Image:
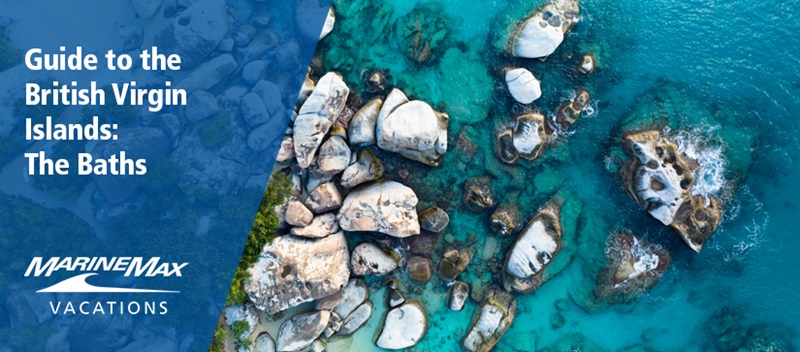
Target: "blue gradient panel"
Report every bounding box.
[0,0,329,350]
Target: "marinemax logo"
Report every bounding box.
[25,257,187,315]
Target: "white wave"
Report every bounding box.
[671,128,728,203]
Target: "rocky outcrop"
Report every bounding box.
[294,72,350,168]
[503,203,561,293]
[509,0,580,59]
[376,89,448,166]
[246,232,349,314]
[448,281,470,311]
[418,206,450,233]
[340,148,384,188]
[490,199,521,236]
[594,233,671,304]
[495,127,519,164]
[407,256,434,284]
[438,248,471,281]
[338,181,420,238]
[376,301,428,350]
[464,176,495,212]
[513,113,548,161]
[350,242,399,276]
[463,290,517,352]
[348,98,382,145]
[556,89,590,129]
[153,0,229,68]
[290,213,339,238]
[275,311,330,352]
[504,68,542,104]
[305,182,343,214]
[624,131,721,252]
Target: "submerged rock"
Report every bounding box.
[338,181,420,238]
[464,176,495,212]
[348,98,382,145]
[275,311,330,352]
[375,301,428,350]
[407,256,434,284]
[463,290,517,352]
[578,54,595,74]
[509,0,580,59]
[513,113,548,161]
[340,148,384,188]
[504,68,542,104]
[490,199,522,236]
[438,248,472,281]
[418,206,450,233]
[503,203,561,293]
[624,131,721,252]
[394,4,450,64]
[556,89,591,129]
[495,127,519,164]
[245,232,349,314]
[448,281,470,311]
[376,90,449,166]
[594,233,671,304]
[350,242,399,276]
[294,72,350,168]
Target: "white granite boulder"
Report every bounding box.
[294,72,349,168]
[348,98,382,145]
[350,242,398,276]
[375,301,428,350]
[290,213,339,238]
[509,0,580,59]
[276,311,330,352]
[338,181,420,238]
[340,148,384,189]
[503,204,561,293]
[504,68,542,104]
[376,89,448,166]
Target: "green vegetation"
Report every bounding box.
[231,320,250,340]
[197,113,233,150]
[208,326,228,352]
[226,172,293,305]
[0,26,21,71]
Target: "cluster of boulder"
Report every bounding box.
[623,131,722,252]
[593,232,671,304]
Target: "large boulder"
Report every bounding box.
[340,148,384,189]
[350,242,399,276]
[624,131,721,252]
[254,333,276,352]
[438,248,471,281]
[333,279,369,319]
[153,0,229,68]
[462,290,517,352]
[294,72,350,168]
[504,68,542,104]
[304,182,343,214]
[314,136,351,177]
[275,311,330,352]
[285,200,313,227]
[490,198,521,236]
[509,0,580,59]
[376,90,448,166]
[290,213,339,238]
[375,301,428,350]
[594,233,671,304]
[338,181,420,238]
[513,113,548,161]
[348,98,382,145]
[245,232,349,314]
[503,203,561,293]
[338,301,372,336]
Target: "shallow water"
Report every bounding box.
[316,0,800,350]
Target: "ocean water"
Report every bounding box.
[309,0,800,350]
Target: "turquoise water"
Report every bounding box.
[317,0,800,350]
